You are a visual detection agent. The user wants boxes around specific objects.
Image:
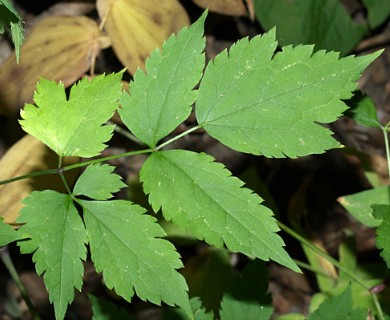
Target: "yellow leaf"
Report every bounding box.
[97,0,189,74]
[192,0,247,16]
[0,135,79,225]
[0,15,109,115]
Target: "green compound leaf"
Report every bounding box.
[220,260,273,320]
[20,72,123,157]
[140,150,299,272]
[17,190,87,320]
[0,217,27,246]
[119,11,206,148]
[253,0,366,56]
[81,200,191,315]
[373,204,390,268]
[73,164,127,200]
[196,29,382,158]
[0,0,24,62]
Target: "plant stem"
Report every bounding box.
[293,259,337,281]
[278,221,368,288]
[278,221,385,319]
[381,122,390,179]
[1,247,40,320]
[62,148,153,172]
[108,120,144,145]
[155,125,202,151]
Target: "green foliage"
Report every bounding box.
[73,164,127,200]
[119,11,206,148]
[362,0,390,28]
[196,29,381,158]
[81,199,191,314]
[0,0,24,62]
[89,295,134,320]
[339,186,390,227]
[220,260,273,320]
[0,10,385,320]
[17,190,88,320]
[307,285,366,320]
[253,0,366,56]
[373,205,390,268]
[140,150,298,271]
[346,93,381,127]
[20,72,123,157]
[0,217,26,246]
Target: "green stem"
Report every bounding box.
[278,221,368,288]
[382,122,390,179]
[155,125,202,151]
[278,221,385,319]
[1,247,40,320]
[108,120,144,145]
[293,259,337,281]
[0,125,202,186]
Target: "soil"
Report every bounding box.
[0,1,389,319]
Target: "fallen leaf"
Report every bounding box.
[0,135,79,225]
[192,0,247,16]
[97,0,189,74]
[0,15,110,115]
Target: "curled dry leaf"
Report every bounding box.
[97,0,189,74]
[0,135,79,225]
[192,0,247,16]
[0,15,110,116]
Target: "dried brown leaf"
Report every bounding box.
[0,135,79,225]
[97,0,189,74]
[0,15,109,115]
[192,0,247,16]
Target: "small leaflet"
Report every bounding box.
[0,217,26,246]
[73,163,127,200]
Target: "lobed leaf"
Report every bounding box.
[372,204,390,268]
[196,29,382,158]
[73,164,127,200]
[81,200,191,315]
[20,72,123,157]
[17,190,87,320]
[140,150,299,272]
[119,11,206,148]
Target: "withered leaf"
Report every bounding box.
[97,0,189,74]
[192,0,247,16]
[0,15,110,115]
[0,135,78,225]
